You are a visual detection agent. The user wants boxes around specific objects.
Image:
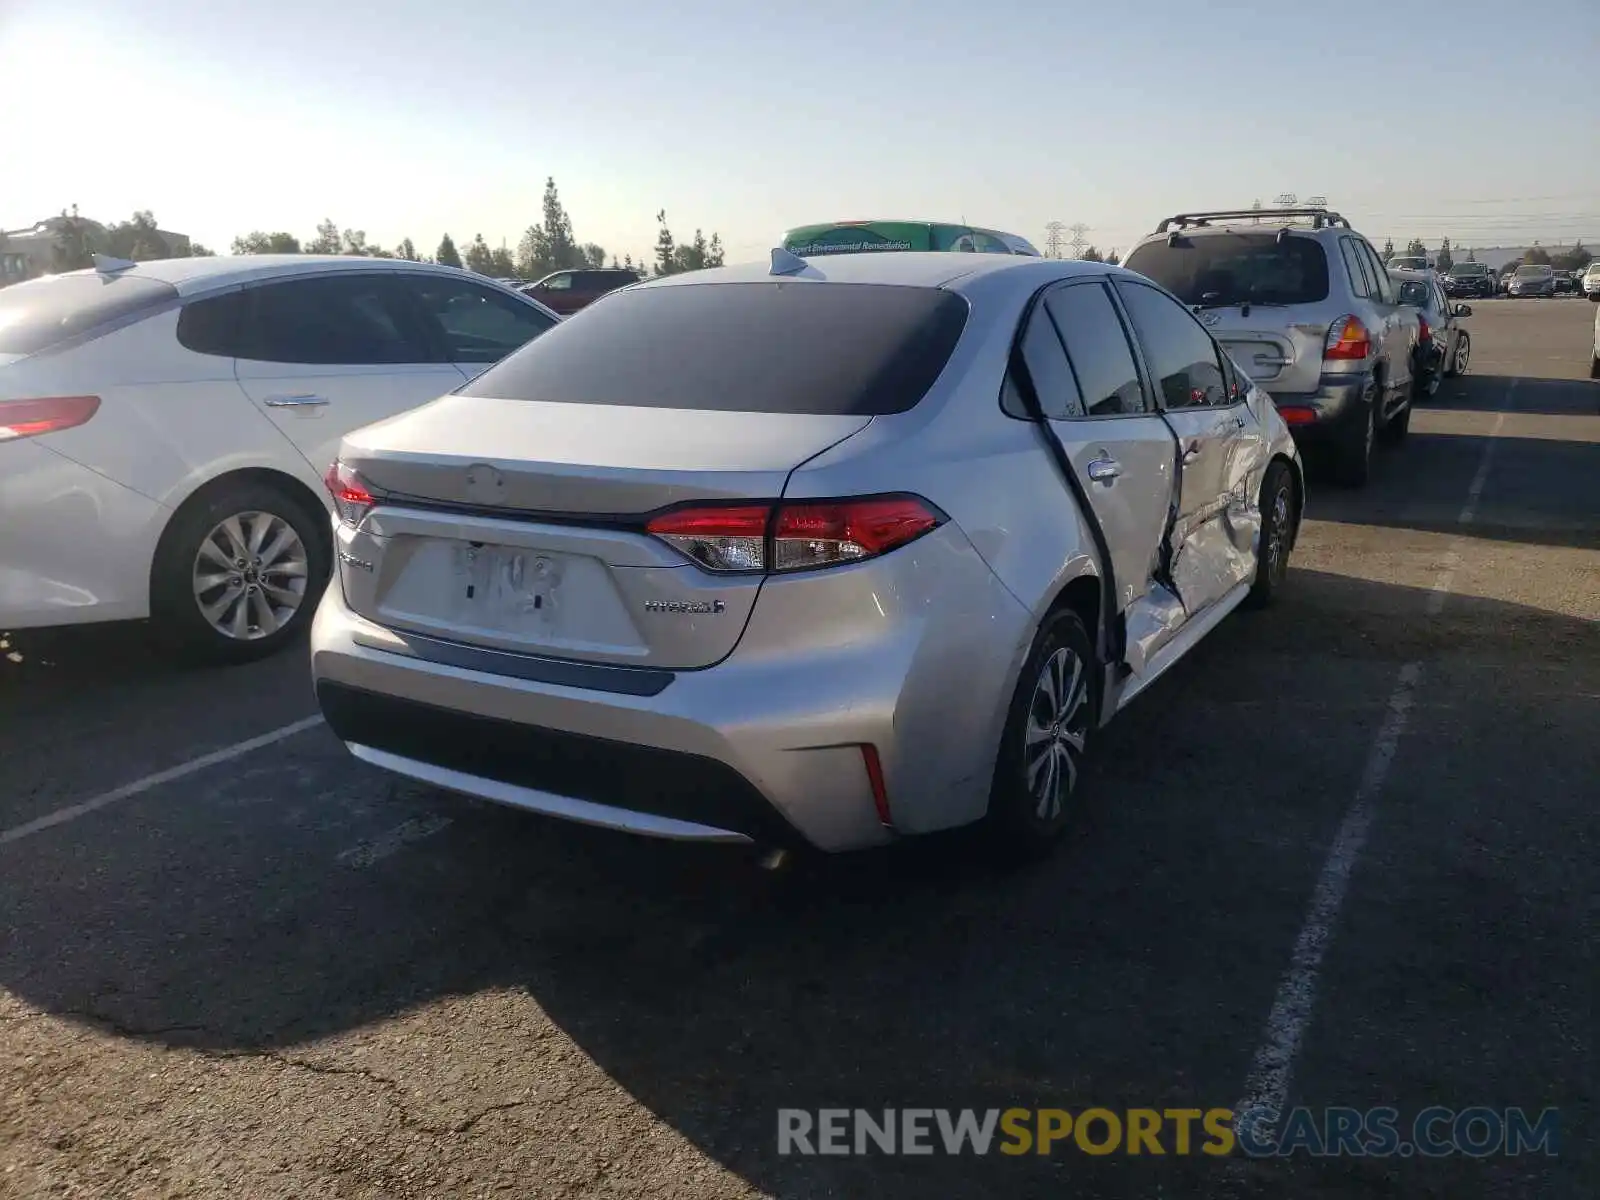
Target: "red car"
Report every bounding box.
[519,268,640,315]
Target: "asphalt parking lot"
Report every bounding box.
[2,297,1596,1200]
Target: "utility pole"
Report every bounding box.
[1044,221,1067,260]
[1068,223,1091,259]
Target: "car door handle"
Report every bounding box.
[1086,457,1122,483]
[1181,440,1202,464]
[262,393,330,408]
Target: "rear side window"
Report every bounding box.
[1004,303,1084,420]
[0,273,177,356]
[234,275,432,365]
[1123,232,1331,307]
[1043,283,1147,416]
[1340,239,1373,299]
[463,282,970,416]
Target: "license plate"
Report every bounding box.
[452,543,563,629]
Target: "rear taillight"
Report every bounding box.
[1277,406,1318,425]
[1323,315,1372,361]
[645,495,945,574]
[1417,316,1432,343]
[324,460,376,527]
[0,395,101,442]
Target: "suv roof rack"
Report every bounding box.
[1155,208,1351,234]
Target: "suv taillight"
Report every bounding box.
[324,460,376,527]
[1417,316,1432,344]
[1324,316,1372,361]
[0,395,101,442]
[646,495,945,574]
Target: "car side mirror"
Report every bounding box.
[1455,304,1473,318]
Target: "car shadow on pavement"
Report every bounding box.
[1,572,1592,1198]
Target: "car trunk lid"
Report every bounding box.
[335,394,873,669]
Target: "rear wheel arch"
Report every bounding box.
[149,467,333,607]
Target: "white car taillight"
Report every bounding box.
[0,395,101,442]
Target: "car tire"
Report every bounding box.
[1330,383,1377,488]
[149,478,331,666]
[985,607,1097,860]
[1445,332,1470,378]
[1246,460,1296,608]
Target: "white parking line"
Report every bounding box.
[1236,376,1519,1138]
[1234,662,1420,1133]
[0,716,325,848]
[335,816,453,868]
[1426,378,1517,616]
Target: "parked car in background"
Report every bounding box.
[1583,262,1600,300]
[519,268,640,315]
[1552,270,1578,296]
[0,255,559,662]
[1392,268,1472,395]
[1122,207,1419,486]
[1442,261,1496,299]
[1508,264,1556,297]
[1498,265,1519,294]
[1592,300,1600,379]
[310,249,1304,858]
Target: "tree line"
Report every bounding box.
[230,178,724,279]
[1381,236,1591,274]
[34,179,725,280]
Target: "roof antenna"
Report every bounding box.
[92,253,137,274]
[770,247,808,276]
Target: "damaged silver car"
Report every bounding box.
[310,249,1305,856]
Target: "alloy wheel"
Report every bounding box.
[1024,646,1090,821]
[1455,336,1471,375]
[191,511,310,640]
[1265,484,1292,582]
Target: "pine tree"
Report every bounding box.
[435,234,462,268]
[464,234,495,274]
[654,211,677,277]
[541,178,578,270]
[396,238,418,261]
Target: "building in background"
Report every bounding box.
[0,215,192,285]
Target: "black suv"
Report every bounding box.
[1442,262,1496,299]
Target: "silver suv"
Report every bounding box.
[1123,208,1421,487]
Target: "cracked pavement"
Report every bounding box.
[2,298,1597,1199]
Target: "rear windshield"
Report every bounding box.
[0,273,178,355]
[462,281,970,415]
[1515,265,1551,277]
[1451,263,1487,274]
[1397,280,1432,308]
[1122,232,1330,306]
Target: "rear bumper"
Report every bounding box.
[0,440,166,629]
[1266,376,1372,446]
[310,525,1032,852]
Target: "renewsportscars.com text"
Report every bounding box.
[777,1106,1560,1158]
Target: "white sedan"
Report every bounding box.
[0,254,559,662]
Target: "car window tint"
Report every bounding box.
[0,272,178,356]
[1122,232,1330,306]
[233,275,427,365]
[1042,282,1148,416]
[1003,302,1085,419]
[1114,281,1228,410]
[177,290,249,357]
[406,276,557,364]
[540,273,574,290]
[1361,243,1397,303]
[462,281,968,415]
[1340,238,1373,299]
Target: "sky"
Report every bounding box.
[2,0,1596,266]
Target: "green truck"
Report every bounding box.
[782,219,1041,258]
